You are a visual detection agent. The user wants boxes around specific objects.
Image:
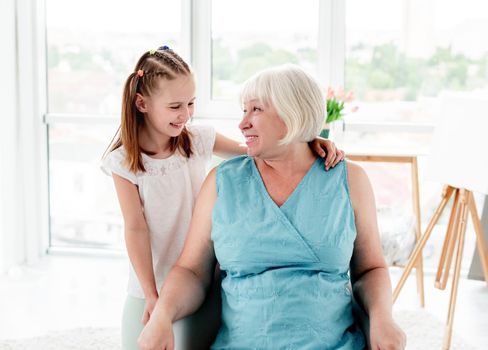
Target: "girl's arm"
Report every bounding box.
[138,168,218,350]
[112,174,158,324]
[347,162,406,350]
[214,132,344,169]
[213,132,247,159]
[309,137,345,170]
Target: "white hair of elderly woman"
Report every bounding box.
[240,64,325,145]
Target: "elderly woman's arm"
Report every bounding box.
[137,168,218,350]
[347,162,406,350]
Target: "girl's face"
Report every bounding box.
[136,75,196,139]
[239,99,288,159]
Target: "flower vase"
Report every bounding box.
[319,128,330,139]
[328,119,345,146]
[319,122,330,139]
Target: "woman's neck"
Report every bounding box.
[256,143,316,177]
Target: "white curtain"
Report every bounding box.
[0,0,48,273]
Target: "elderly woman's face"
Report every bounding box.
[239,99,287,158]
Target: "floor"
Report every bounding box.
[0,254,487,349]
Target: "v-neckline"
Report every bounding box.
[251,157,320,210]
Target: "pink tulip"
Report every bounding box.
[327,87,335,99]
[335,87,345,100]
[345,91,355,103]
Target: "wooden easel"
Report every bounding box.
[392,185,488,349]
[347,153,425,307]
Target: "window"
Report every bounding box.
[46,0,182,116]
[193,0,330,118]
[345,0,488,125]
[211,0,320,100]
[48,123,123,249]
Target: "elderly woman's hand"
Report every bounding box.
[369,315,406,350]
[309,138,345,170]
[138,313,174,350]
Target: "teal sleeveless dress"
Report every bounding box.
[211,156,365,349]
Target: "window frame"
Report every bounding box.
[191,0,345,118]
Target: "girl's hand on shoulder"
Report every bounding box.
[141,294,158,325]
[309,138,345,170]
[138,314,174,350]
[370,316,406,350]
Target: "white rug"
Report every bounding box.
[0,310,479,350]
[393,309,479,350]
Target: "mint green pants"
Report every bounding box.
[121,282,221,350]
[121,295,145,350]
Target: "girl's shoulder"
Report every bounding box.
[102,146,128,168]
[106,145,126,158]
[100,146,138,184]
[187,124,216,159]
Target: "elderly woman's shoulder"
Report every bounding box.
[345,160,369,185]
[343,160,374,203]
[219,155,252,170]
[216,155,253,177]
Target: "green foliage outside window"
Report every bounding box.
[211,40,488,102]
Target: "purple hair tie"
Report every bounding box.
[158,45,170,50]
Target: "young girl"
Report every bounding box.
[101,46,343,349]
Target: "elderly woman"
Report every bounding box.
[138,65,406,350]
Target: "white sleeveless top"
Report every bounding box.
[101,124,216,298]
